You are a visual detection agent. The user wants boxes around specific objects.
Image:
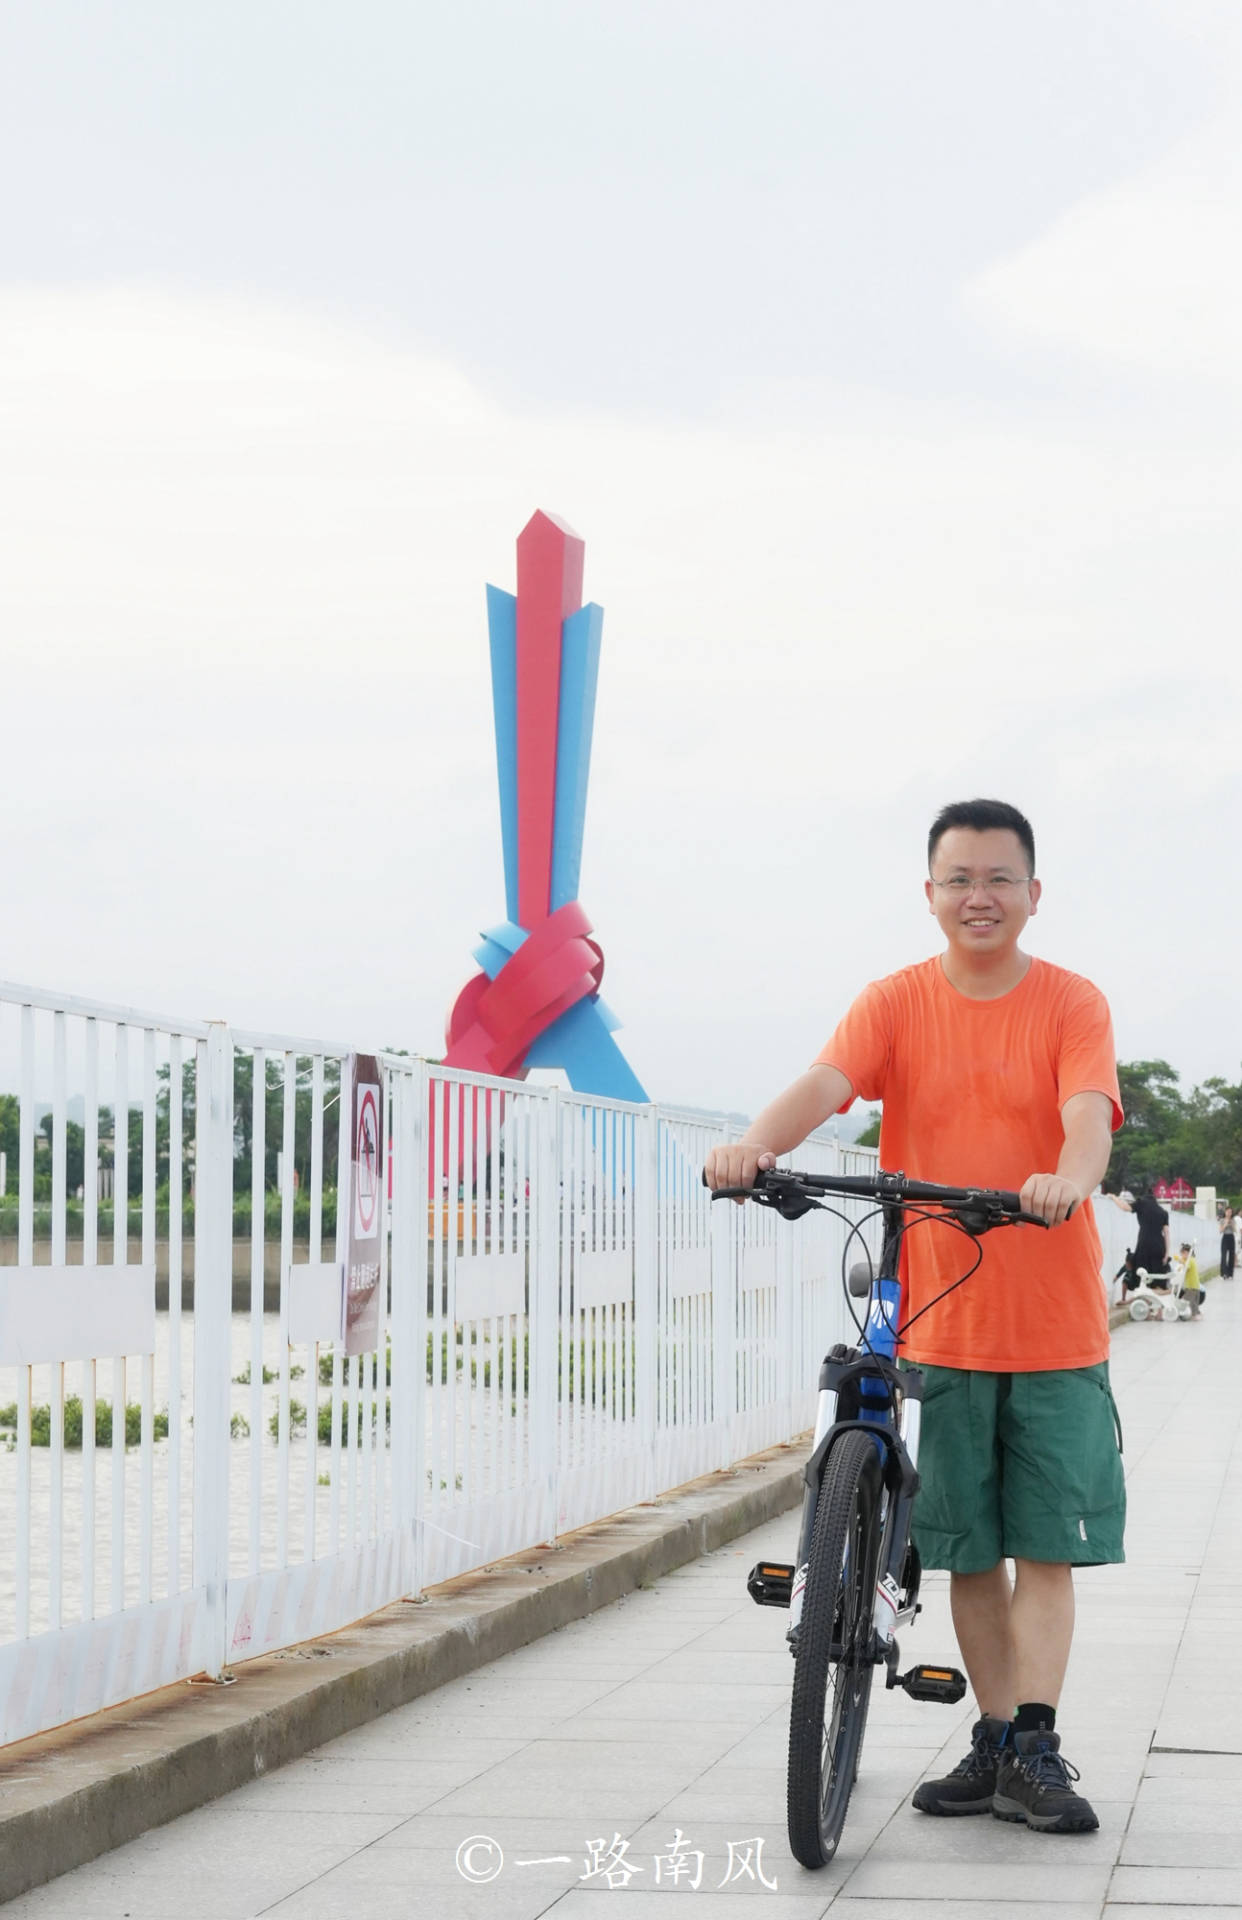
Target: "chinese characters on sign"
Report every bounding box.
[454,1831,778,1890]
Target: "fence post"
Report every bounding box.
[634,1104,659,1499]
[393,1062,428,1596]
[710,1169,736,1470]
[530,1087,561,1541]
[193,1021,234,1678]
[776,1196,796,1441]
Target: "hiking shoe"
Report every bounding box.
[992,1729,1099,1832]
[912,1716,1010,1815]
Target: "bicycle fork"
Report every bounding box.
[748,1304,965,1706]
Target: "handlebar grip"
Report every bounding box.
[701,1167,770,1191]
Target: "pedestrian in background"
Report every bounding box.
[1220,1206,1236,1282]
[1111,1183,1170,1278]
[1178,1242,1203,1319]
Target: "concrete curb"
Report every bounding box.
[0,1439,809,1905]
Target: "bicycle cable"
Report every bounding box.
[793,1195,1001,1349]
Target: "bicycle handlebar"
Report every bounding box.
[703,1165,1053,1231]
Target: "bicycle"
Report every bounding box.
[707,1164,1047,1868]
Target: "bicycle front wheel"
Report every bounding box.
[787,1427,883,1867]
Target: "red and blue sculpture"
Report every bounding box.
[443,510,648,1102]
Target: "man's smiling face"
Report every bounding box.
[925,826,1040,957]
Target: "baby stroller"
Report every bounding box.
[1127,1259,1191,1322]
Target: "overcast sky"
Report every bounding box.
[2,0,1240,1118]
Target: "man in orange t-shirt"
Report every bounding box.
[704,798,1123,1836]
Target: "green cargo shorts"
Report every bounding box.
[909,1362,1126,1573]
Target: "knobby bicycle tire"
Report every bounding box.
[787,1427,884,1867]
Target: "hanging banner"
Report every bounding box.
[344,1052,384,1355]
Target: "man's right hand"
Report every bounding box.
[703,1144,778,1200]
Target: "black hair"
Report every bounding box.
[928,798,1036,877]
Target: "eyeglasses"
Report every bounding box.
[930,875,1030,895]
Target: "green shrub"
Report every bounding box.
[319,1339,392,1387]
[269,1398,306,1438]
[0,1396,169,1447]
[232,1362,278,1385]
[317,1396,392,1445]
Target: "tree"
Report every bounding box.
[38,1112,86,1195]
[232,1052,341,1197]
[0,1094,19,1193]
[1108,1060,1184,1192]
[1108,1059,1242,1200]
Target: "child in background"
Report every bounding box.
[1179,1242,1202,1319]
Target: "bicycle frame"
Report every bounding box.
[788,1202,924,1667]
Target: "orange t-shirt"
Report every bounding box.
[815,956,1122,1372]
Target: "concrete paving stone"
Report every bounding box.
[0,1848,355,1920]
[688,1759,817,1796]
[509,1617,694,1647]
[830,1906,1105,1920]
[299,1843,582,1888]
[1120,1829,1242,1867]
[463,1760,704,1801]
[302,1731,528,1769]
[265,1879,561,1920]
[571,1680,790,1721]
[530,1712,760,1746]
[1155,1721,1242,1755]
[840,1859,1114,1902]
[549,1898,833,1918]
[371,1813,649,1853]
[1144,1750,1242,1778]
[312,1719,533,1758]
[412,1674,621,1711]
[1132,1781,1242,1815]
[532,1735,743,1772]
[425,1779,690,1822]
[331,1710,568,1744]
[641,1650,793,1686]
[647,1786,789,1826]
[495,1648,671,1680]
[118,1802,406,1851]
[1109,1866,1242,1904]
[205,1767,456,1815]
[1105,1910,1242,1918]
[524,1736,728,1773]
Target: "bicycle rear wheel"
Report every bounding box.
[787,1427,883,1867]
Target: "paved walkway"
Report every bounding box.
[6,1282,1242,1920]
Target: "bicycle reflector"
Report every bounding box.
[896,1662,967,1703]
[747,1561,795,1608]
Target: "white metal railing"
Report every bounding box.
[0,977,876,1746]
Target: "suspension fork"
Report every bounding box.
[788,1366,839,1637]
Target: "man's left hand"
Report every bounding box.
[1019,1173,1082,1227]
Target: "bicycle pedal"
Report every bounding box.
[896,1662,967,1703]
[747,1561,795,1608]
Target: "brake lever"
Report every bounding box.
[708,1181,824,1221]
[953,1205,1051,1234]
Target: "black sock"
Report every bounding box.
[1013,1701,1056,1734]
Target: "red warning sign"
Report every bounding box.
[345,1054,384,1356]
[353,1083,381,1239]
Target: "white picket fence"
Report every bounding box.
[0,981,879,1747]
[4,979,1201,1751]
